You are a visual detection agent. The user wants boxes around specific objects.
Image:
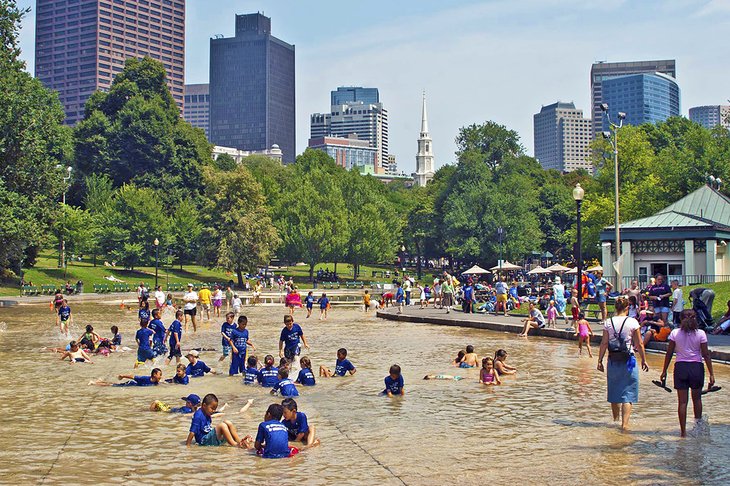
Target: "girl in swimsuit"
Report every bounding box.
[494,349,517,375]
[573,312,593,357]
[479,357,501,385]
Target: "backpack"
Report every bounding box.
[608,317,631,362]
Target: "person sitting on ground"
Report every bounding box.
[383,364,405,397]
[479,357,501,385]
[711,299,730,335]
[240,403,301,458]
[459,345,479,368]
[244,356,259,385]
[186,393,245,447]
[257,355,280,387]
[60,341,94,364]
[151,394,201,414]
[494,349,517,375]
[319,348,356,377]
[281,398,319,447]
[519,302,546,337]
[78,324,100,351]
[271,368,299,397]
[295,356,316,386]
[643,316,671,347]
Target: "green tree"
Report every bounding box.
[455,121,524,171]
[0,1,72,276]
[212,153,237,171]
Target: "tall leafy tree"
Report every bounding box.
[455,121,524,171]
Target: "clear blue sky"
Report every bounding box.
[16,0,730,172]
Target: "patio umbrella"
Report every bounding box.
[545,263,571,273]
[490,261,522,271]
[586,265,604,272]
[527,266,551,275]
[462,265,491,275]
[565,267,579,274]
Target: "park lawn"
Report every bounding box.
[0,252,399,296]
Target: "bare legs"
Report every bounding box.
[677,388,703,437]
[216,420,245,447]
[611,402,633,430]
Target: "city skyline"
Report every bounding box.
[15,0,730,173]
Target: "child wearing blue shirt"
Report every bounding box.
[57,299,72,336]
[305,291,315,318]
[135,321,154,368]
[110,325,122,349]
[228,315,255,376]
[150,393,200,413]
[219,313,236,362]
[91,368,162,386]
[138,300,151,325]
[317,293,329,320]
[164,363,190,384]
[257,355,279,387]
[244,356,259,385]
[148,309,167,357]
[281,398,319,446]
[165,310,184,365]
[383,364,405,397]
[186,394,244,447]
[395,282,405,314]
[185,350,216,377]
[245,404,296,458]
[319,348,357,377]
[278,315,310,362]
[271,368,299,397]
[295,356,316,386]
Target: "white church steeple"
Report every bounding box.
[413,91,435,187]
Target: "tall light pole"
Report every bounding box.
[601,103,625,291]
[573,183,585,304]
[497,227,504,274]
[56,165,73,270]
[153,238,160,289]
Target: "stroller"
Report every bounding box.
[690,288,715,330]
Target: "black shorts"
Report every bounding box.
[284,346,299,360]
[184,308,197,316]
[168,346,182,359]
[674,361,704,390]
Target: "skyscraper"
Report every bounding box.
[413,92,435,186]
[209,13,296,164]
[590,60,676,137]
[310,98,389,171]
[34,0,186,125]
[331,87,380,106]
[601,73,680,131]
[689,105,730,130]
[183,84,210,138]
[533,102,592,173]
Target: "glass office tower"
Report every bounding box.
[601,73,680,131]
[331,87,379,106]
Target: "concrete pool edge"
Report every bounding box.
[376,308,730,365]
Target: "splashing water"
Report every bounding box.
[0,321,7,332]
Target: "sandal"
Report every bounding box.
[701,386,722,395]
[652,379,672,393]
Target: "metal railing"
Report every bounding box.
[601,275,730,289]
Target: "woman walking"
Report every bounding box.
[660,310,715,437]
[597,297,649,430]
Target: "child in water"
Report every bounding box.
[60,341,94,364]
[151,394,201,413]
[244,356,259,385]
[458,345,479,368]
[57,299,72,336]
[383,364,405,397]
[281,398,319,447]
[78,325,100,351]
[90,368,162,386]
[165,363,190,384]
[546,300,557,329]
[187,393,245,447]
[317,293,330,320]
[573,312,594,357]
[271,368,299,397]
[493,349,517,375]
[319,348,356,377]
[423,374,463,381]
[240,403,311,458]
[304,291,315,318]
[479,357,501,386]
[257,355,280,387]
[295,356,316,386]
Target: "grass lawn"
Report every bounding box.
[0,252,401,296]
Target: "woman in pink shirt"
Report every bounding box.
[660,309,716,437]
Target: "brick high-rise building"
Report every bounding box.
[34,0,186,125]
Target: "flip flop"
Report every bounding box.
[652,379,672,393]
[701,386,722,395]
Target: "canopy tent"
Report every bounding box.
[545,263,571,273]
[490,261,522,271]
[462,265,491,275]
[527,266,551,275]
[565,267,580,275]
[587,265,604,272]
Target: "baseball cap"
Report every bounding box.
[187,283,194,287]
[185,349,199,358]
[182,394,201,405]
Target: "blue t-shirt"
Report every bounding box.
[190,409,212,444]
[244,366,259,385]
[282,411,309,439]
[273,378,299,397]
[117,375,156,386]
[508,287,519,299]
[595,278,609,297]
[186,360,212,377]
[384,375,404,395]
[334,358,355,376]
[111,333,122,346]
[58,306,71,321]
[305,295,315,308]
[221,322,235,346]
[257,366,280,387]
[138,308,151,322]
[255,420,291,458]
[149,319,166,343]
[170,406,193,414]
[296,368,316,386]
[135,327,153,350]
[230,327,249,355]
[168,320,182,348]
[463,285,473,301]
[279,324,303,352]
[166,374,189,385]
[395,287,404,303]
[318,297,329,309]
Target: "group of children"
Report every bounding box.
[451,346,519,386]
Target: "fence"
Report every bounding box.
[603,275,730,289]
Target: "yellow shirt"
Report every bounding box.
[363,294,371,306]
[198,288,212,304]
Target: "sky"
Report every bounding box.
[15,0,730,173]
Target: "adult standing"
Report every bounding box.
[623,279,641,303]
[153,285,165,310]
[441,277,454,314]
[495,276,508,316]
[597,297,649,430]
[670,280,684,327]
[137,282,148,305]
[659,309,715,437]
[182,284,199,332]
[225,285,234,312]
[198,283,212,322]
[403,276,412,306]
[648,274,671,324]
[552,276,568,326]
[594,270,613,321]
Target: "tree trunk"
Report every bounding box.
[309,262,315,282]
[93,253,97,267]
[334,261,338,275]
[415,240,422,280]
[236,268,244,288]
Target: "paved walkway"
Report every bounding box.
[376,306,730,364]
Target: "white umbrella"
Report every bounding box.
[527,265,551,275]
[545,263,571,273]
[587,265,604,272]
[490,261,522,271]
[565,267,579,275]
[462,265,491,275]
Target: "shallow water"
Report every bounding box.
[0,303,729,485]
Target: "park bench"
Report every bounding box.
[93,284,110,293]
[345,281,364,289]
[41,284,56,295]
[167,283,182,292]
[21,285,38,296]
[113,283,130,293]
[321,281,340,289]
[579,301,605,320]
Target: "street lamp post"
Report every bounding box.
[56,165,73,270]
[497,227,504,274]
[153,238,159,289]
[601,103,625,291]
[573,183,585,304]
